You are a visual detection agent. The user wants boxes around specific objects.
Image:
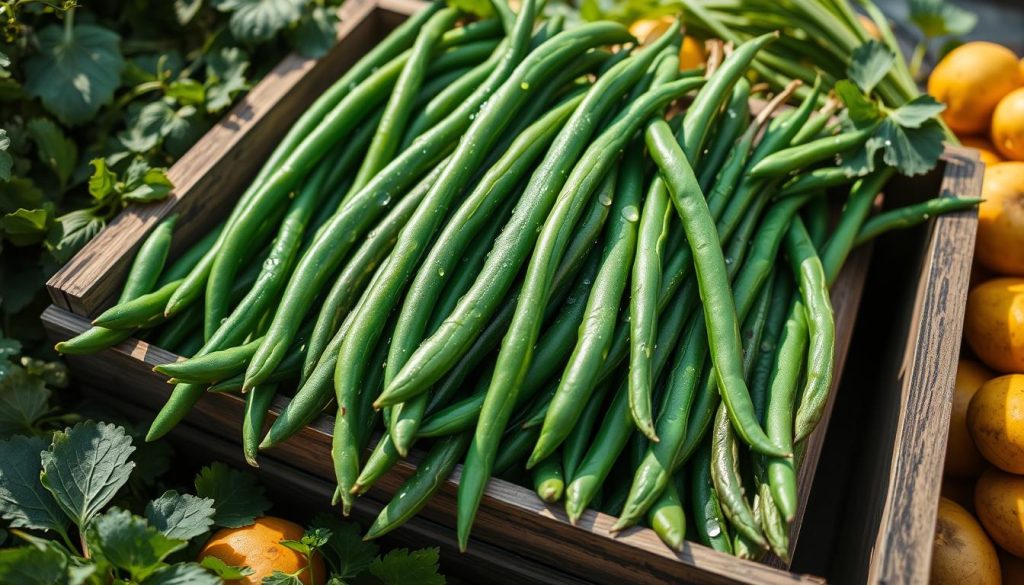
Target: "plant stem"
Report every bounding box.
[63,6,73,44]
[909,41,927,80]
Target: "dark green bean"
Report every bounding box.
[853,196,981,246]
[711,402,768,549]
[532,455,565,503]
[690,439,733,554]
[648,475,686,551]
[242,383,277,467]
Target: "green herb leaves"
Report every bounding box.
[213,0,306,44]
[0,435,68,534]
[909,0,977,39]
[90,508,187,580]
[23,23,124,125]
[194,462,271,528]
[836,41,948,177]
[144,491,216,541]
[0,130,12,182]
[368,548,445,585]
[40,421,136,529]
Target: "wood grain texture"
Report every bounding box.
[44,0,381,316]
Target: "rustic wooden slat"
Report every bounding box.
[44,0,382,316]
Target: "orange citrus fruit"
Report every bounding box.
[931,497,1001,585]
[976,467,1024,558]
[945,359,994,477]
[975,162,1024,275]
[968,375,1024,473]
[965,278,1024,373]
[928,42,1022,135]
[199,516,326,585]
[992,88,1024,161]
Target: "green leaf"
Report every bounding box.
[841,134,885,178]
[143,562,221,585]
[877,117,946,177]
[88,159,117,201]
[167,80,206,106]
[0,435,67,532]
[23,24,124,125]
[0,129,12,182]
[212,0,305,43]
[2,206,53,246]
[20,356,69,389]
[145,490,216,541]
[26,118,77,188]
[0,177,44,215]
[91,508,186,580]
[40,421,136,529]
[205,47,250,113]
[889,95,947,129]
[834,80,880,127]
[0,544,75,585]
[174,0,205,25]
[294,6,339,58]
[848,40,895,94]
[262,571,304,585]
[122,168,173,203]
[162,106,207,158]
[0,337,22,360]
[0,365,53,436]
[119,103,166,153]
[311,513,377,578]
[199,555,254,580]
[194,462,270,528]
[909,0,977,38]
[369,548,445,585]
[48,208,106,263]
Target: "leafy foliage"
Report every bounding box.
[0,339,69,439]
[368,548,445,585]
[194,462,271,527]
[144,490,216,541]
[909,0,977,38]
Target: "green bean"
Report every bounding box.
[459,75,711,549]
[429,37,503,71]
[748,123,878,178]
[764,306,807,523]
[690,439,733,554]
[711,402,768,549]
[158,222,224,286]
[648,476,686,551]
[532,455,565,503]
[207,347,301,394]
[776,167,851,198]
[352,9,460,192]
[493,426,540,477]
[697,79,751,191]
[364,433,471,540]
[853,196,982,246]
[789,100,839,147]
[156,303,202,353]
[57,215,178,355]
[382,31,682,410]
[302,164,438,381]
[749,76,822,165]
[528,167,635,466]
[759,482,790,561]
[402,52,501,149]
[94,279,184,330]
[646,120,785,457]
[155,337,262,383]
[562,381,612,483]
[242,383,277,467]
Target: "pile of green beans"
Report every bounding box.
[58,0,977,560]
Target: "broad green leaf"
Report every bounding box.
[369,547,445,585]
[834,80,880,127]
[122,168,174,203]
[88,159,117,201]
[0,366,52,436]
[199,555,254,580]
[262,571,304,585]
[212,0,305,43]
[294,6,339,59]
[0,544,73,585]
[26,118,77,188]
[175,0,205,25]
[841,135,885,178]
[163,106,207,157]
[40,421,136,529]
[2,206,53,246]
[889,95,947,129]
[909,0,977,38]
[145,490,215,541]
[143,562,221,585]
[311,513,377,578]
[91,508,185,580]
[0,435,67,532]
[205,47,250,113]
[23,24,124,125]
[119,103,166,153]
[0,129,11,182]
[878,117,946,177]
[194,462,270,528]
[124,157,151,190]
[167,80,206,106]
[48,208,106,263]
[0,177,44,215]
[0,337,22,359]
[848,40,895,94]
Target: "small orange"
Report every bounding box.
[931,497,1001,585]
[993,88,1024,161]
[928,42,1022,135]
[975,162,1024,276]
[627,18,670,45]
[976,467,1024,557]
[968,375,1024,473]
[965,279,1024,373]
[199,516,326,585]
[945,359,994,478]
[960,135,1005,167]
[679,36,706,71]
[857,14,881,40]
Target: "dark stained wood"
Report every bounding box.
[40,0,983,580]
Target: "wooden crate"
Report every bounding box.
[41,0,982,581]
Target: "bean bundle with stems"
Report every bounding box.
[59,0,978,560]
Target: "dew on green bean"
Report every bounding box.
[622,205,640,222]
[705,519,722,537]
